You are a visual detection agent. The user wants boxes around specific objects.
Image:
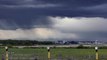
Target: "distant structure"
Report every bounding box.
[95,40,98,45]
[55,40,65,44]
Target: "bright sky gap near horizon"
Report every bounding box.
[0,0,107,41]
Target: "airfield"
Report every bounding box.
[0,44,107,60]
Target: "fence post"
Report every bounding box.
[5,46,8,60]
[47,47,50,60]
[95,46,98,60]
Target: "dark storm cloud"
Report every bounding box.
[42,0,107,7]
[0,0,60,29]
[1,0,107,41]
[38,0,107,17]
[0,0,40,5]
[0,0,60,8]
[0,0,107,17]
[0,18,52,30]
[0,0,107,29]
[0,10,52,29]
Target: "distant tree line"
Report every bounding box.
[0,40,55,46]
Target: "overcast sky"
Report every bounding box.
[0,0,107,41]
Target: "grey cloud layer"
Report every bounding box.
[50,17,107,41]
[0,0,107,41]
[50,17,107,32]
[0,17,107,41]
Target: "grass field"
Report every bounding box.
[0,48,107,60]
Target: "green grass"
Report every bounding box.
[0,48,107,60]
[51,48,107,58]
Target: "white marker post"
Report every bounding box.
[47,47,50,60]
[5,46,8,60]
[95,46,98,60]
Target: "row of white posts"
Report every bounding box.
[5,46,8,60]
[95,46,98,60]
[4,46,51,60]
[4,46,98,60]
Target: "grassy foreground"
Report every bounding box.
[0,48,107,59]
